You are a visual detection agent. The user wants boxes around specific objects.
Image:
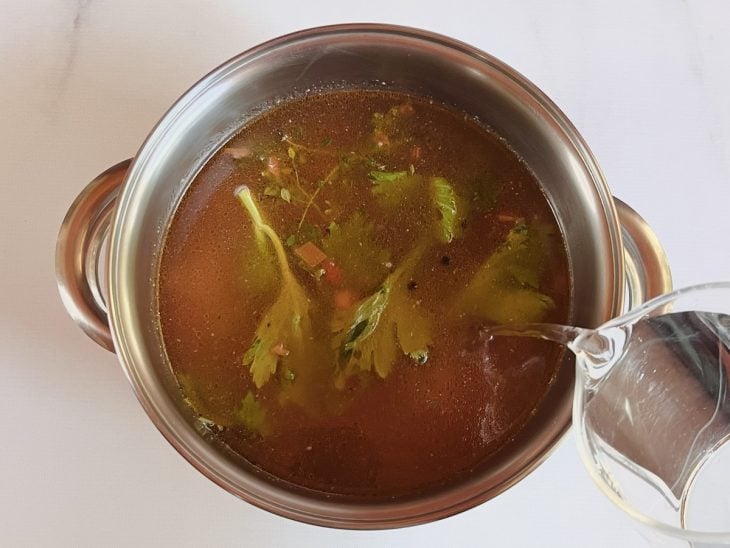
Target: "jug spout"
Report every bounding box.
[569,326,628,383]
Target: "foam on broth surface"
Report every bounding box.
[158,90,571,498]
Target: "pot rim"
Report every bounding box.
[107,23,624,529]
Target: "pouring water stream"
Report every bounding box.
[482,322,624,380]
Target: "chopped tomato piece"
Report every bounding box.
[334,289,358,310]
[322,259,344,285]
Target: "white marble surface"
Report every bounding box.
[2,1,730,546]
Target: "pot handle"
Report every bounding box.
[614,197,672,309]
[56,159,132,352]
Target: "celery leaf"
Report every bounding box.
[235,391,270,436]
[454,221,556,324]
[331,246,431,384]
[430,176,467,243]
[236,186,313,388]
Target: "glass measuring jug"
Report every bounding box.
[488,282,730,544]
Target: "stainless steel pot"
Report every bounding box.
[56,24,671,529]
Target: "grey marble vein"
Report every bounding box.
[52,0,92,114]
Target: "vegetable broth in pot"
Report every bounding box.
[158,90,572,498]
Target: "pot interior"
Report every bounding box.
[108,25,623,528]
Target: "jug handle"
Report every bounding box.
[55,160,132,352]
[614,197,672,309]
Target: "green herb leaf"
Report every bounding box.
[370,170,422,207]
[280,187,291,203]
[332,246,431,383]
[371,102,412,142]
[236,187,313,388]
[369,170,407,183]
[469,172,502,211]
[337,287,390,364]
[237,223,278,296]
[454,220,556,324]
[286,222,323,250]
[321,211,390,292]
[430,176,467,243]
[235,391,270,436]
[338,152,376,175]
[177,373,234,427]
[281,368,296,383]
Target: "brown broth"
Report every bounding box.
[158,90,571,498]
